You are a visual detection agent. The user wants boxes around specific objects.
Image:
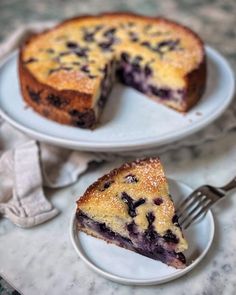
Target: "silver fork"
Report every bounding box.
[176,177,236,229]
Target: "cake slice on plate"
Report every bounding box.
[76,158,188,269]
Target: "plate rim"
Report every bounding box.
[69,179,215,285]
[0,46,235,152]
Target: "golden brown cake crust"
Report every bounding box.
[19,12,207,127]
[18,49,96,128]
[77,158,165,206]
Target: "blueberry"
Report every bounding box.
[99,223,106,231]
[145,227,157,242]
[163,230,179,244]
[135,82,145,93]
[80,65,90,73]
[27,87,41,103]
[75,120,87,128]
[103,27,116,37]
[66,41,78,48]
[99,223,115,238]
[124,174,138,183]
[121,192,136,217]
[130,36,139,42]
[83,32,94,42]
[156,39,180,52]
[150,86,171,99]
[89,75,97,79]
[158,89,171,99]
[172,214,180,226]
[141,41,151,48]
[47,94,68,108]
[121,192,145,218]
[69,109,81,117]
[75,47,88,58]
[98,223,115,239]
[146,212,155,227]
[103,181,111,189]
[101,180,114,191]
[127,221,139,236]
[176,252,186,264]
[154,197,163,206]
[116,67,124,80]
[24,57,38,64]
[98,41,114,51]
[129,32,139,42]
[132,62,141,73]
[123,73,134,85]
[133,55,143,63]
[71,110,95,128]
[134,198,146,207]
[144,64,152,77]
[121,52,129,63]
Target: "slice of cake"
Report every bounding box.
[76,158,188,268]
[19,12,206,129]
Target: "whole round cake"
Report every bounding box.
[19,12,207,129]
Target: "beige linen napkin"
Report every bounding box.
[0,121,99,228]
[0,21,235,228]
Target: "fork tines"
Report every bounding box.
[176,187,218,229]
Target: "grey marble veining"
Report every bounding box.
[1,131,236,295]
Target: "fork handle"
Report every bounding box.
[220,177,236,192]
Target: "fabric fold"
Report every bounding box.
[0,141,59,228]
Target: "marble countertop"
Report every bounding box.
[0,0,236,294]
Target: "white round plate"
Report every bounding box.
[70,179,215,285]
[0,47,234,152]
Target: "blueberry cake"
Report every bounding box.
[76,158,188,268]
[19,13,206,129]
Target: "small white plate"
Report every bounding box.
[70,179,215,285]
[0,47,234,152]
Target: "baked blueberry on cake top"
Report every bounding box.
[19,13,206,129]
[76,158,188,268]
